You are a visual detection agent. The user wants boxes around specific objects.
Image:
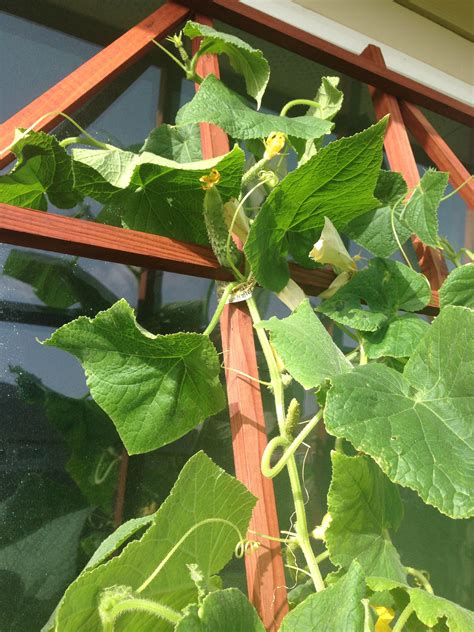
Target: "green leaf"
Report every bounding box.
[183,21,270,108]
[54,452,256,631]
[344,170,411,257]
[177,74,333,141]
[43,299,226,455]
[175,588,265,631]
[244,118,388,291]
[72,144,244,244]
[280,561,365,631]
[257,299,351,389]
[318,258,431,331]
[363,314,430,359]
[140,124,202,163]
[325,306,474,518]
[3,249,116,312]
[0,130,80,210]
[327,452,406,581]
[291,76,344,165]
[401,170,449,247]
[439,264,474,308]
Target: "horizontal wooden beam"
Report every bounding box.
[176,0,473,127]
[0,2,190,169]
[0,204,439,313]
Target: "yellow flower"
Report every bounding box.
[200,168,221,190]
[309,217,357,273]
[263,131,286,160]
[374,606,395,632]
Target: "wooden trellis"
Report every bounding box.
[0,1,472,629]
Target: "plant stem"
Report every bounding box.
[440,175,473,202]
[393,603,415,632]
[203,282,237,336]
[151,39,188,73]
[280,99,321,117]
[391,197,413,269]
[102,597,181,630]
[246,296,325,592]
[59,135,113,150]
[406,567,434,594]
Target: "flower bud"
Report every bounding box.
[309,217,356,273]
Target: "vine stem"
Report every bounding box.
[392,603,415,632]
[102,597,181,631]
[390,197,413,269]
[406,567,434,594]
[440,175,473,202]
[203,282,237,336]
[246,296,325,593]
[280,98,321,117]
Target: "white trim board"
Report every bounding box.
[241,0,473,107]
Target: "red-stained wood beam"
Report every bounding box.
[175,0,473,127]
[0,2,190,169]
[400,101,474,211]
[192,17,288,631]
[361,44,449,290]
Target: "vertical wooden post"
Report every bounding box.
[192,17,288,631]
[361,45,449,290]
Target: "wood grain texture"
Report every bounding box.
[192,18,289,630]
[0,2,190,168]
[400,101,474,211]
[175,0,473,127]
[361,44,449,290]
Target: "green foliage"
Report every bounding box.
[140,124,202,162]
[43,299,226,454]
[363,314,430,359]
[244,118,388,291]
[439,263,474,308]
[325,306,474,518]
[183,21,270,108]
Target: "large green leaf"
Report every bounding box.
[400,169,449,247]
[3,250,116,313]
[325,306,474,518]
[257,299,351,389]
[318,258,431,331]
[175,588,265,632]
[326,452,406,581]
[0,130,80,210]
[344,170,411,257]
[53,452,256,631]
[177,74,333,141]
[43,299,226,455]
[244,118,388,291]
[72,144,244,243]
[291,76,344,165]
[439,264,474,308]
[363,314,430,359]
[140,124,202,163]
[280,562,365,631]
[183,21,270,108]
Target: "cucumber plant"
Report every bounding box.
[2,22,473,632]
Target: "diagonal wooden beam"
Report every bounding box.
[361,44,449,290]
[0,1,190,169]
[192,16,289,631]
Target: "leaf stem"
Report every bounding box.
[392,603,415,632]
[280,99,321,117]
[59,135,113,150]
[246,296,325,593]
[440,175,473,202]
[406,567,434,594]
[391,197,413,269]
[151,39,188,73]
[203,282,237,336]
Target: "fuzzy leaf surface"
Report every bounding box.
[72,144,244,243]
[53,452,256,631]
[175,588,265,632]
[177,74,332,141]
[183,21,270,108]
[363,314,430,359]
[327,453,406,581]
[325,306,474,518]
[401,170,448,247]
[439,264,474,308]
[43,299,226,454]
[280,562,365,631]
[318,258,431,331]
[140,123,202,162]
[344,170,411,257]
[258,299,351,389]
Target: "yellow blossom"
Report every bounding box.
[264,131,286,160]
[199,168,221,190]
[319,271,352,299]
[309,217,357,273]
[373,606,395,632]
